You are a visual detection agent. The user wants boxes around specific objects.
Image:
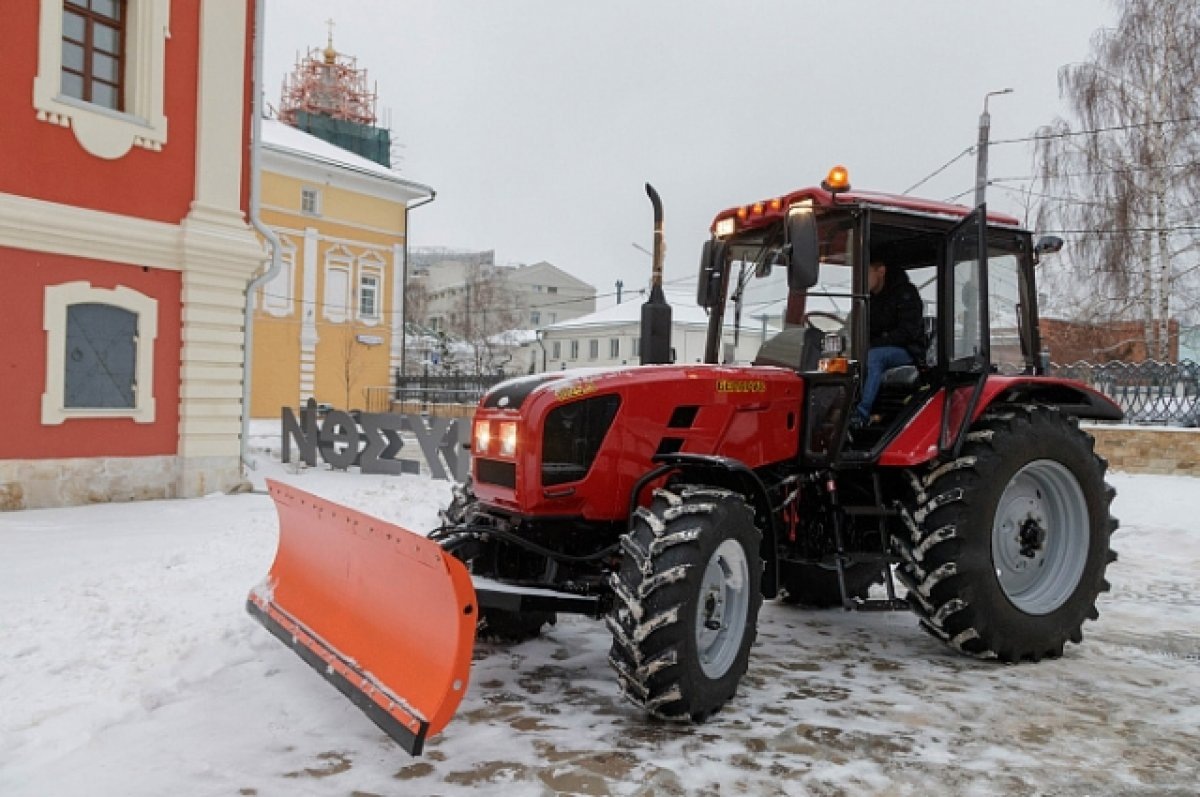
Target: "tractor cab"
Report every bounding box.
[699,167,1052,461]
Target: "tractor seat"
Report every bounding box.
[880,364,921,391]
[872,363,932,427]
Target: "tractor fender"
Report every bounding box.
[637,452,781,599]
[880,376,1123,467]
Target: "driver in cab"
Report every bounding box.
[853,258,925,428]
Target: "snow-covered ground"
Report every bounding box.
[2,424,1198,796]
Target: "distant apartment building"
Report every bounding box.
[412,249,596,332]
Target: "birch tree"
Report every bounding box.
[1034,0,1200,360]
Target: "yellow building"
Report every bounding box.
[250,117,433,417]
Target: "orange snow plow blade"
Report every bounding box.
[247,480,477,755]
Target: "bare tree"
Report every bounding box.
[404,278,430,331]
[445,264,522,375]
[1034,0,1200,360]
[336,324,367,409]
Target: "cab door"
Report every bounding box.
[938,207,989,458]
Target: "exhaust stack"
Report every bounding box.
[640,183,672,364]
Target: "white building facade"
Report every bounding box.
[530,293,776,373]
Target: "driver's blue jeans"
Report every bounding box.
[855,346,913,423]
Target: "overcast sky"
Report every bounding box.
[263,1,1117,309]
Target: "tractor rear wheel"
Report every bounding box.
[894,406,1117,662]
[607,485,762,721]
[778,562,884,608]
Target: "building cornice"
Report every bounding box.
[262,144,433,205]
[0,192,264,271]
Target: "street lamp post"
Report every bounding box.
[975,88,1013,208]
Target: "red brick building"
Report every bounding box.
[1,1,263,508]
[1041,318,1180,364]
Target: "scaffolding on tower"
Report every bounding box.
[278,31,392,168]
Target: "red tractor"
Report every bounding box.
[249,168,1122,754]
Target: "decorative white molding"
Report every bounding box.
[0,191,181,269]
[33,0,170,158]
[300,227,319,403]
[42,282,158,425]
[192,0,248,214]
[390,242,405,373]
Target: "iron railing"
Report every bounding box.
[363,374,509,413]
[1051,360,1200,427]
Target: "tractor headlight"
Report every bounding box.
[474,420,491,454]
[498,422,518,458]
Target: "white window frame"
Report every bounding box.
[609,338,620,358]
[301,186,322,216]
[570,340,579,360]
[551,340,561,359]
[33,0,170,159]
[323,246,354,323]
[589,339,599,360]
[356,251,385,325]
[530,310,541,326]
[42,281,157,425]
[261,237,296,317]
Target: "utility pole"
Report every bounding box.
[615,279,623,304]
[975,88,1013,208]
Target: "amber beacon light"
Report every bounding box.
[821,165,851,194]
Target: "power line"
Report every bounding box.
[1041,225,1200,236]
[987,182,1113,208]
[988,161,1198,183]
[915,117,1198,199]
[902,146,975,195]
[990,116,1200,147]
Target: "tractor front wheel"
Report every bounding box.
[607,485,762,721]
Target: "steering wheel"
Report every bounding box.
[802,311,847,335]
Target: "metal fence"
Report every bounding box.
[363,374,509,413]
[1051,360,1200,428]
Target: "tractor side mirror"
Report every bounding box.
[787,210,820,290]
[697,239,728,309]
[1034,235,1064,257]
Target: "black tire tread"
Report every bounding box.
[895,405,1117,663]
[607,486,762,721]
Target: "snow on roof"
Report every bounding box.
[259,117,433,196]
[542,291,716,331]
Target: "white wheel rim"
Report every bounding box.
[991,459,1090,615]
[695,538,750,679]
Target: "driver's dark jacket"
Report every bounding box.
[868,269,925,360]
